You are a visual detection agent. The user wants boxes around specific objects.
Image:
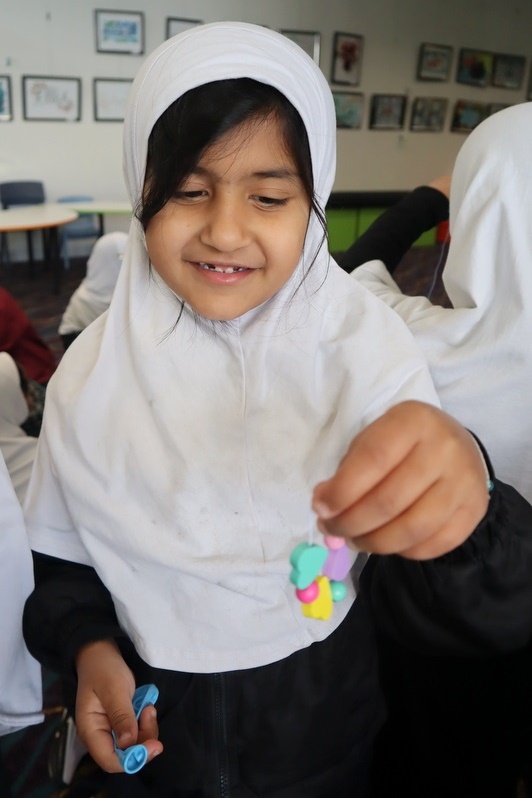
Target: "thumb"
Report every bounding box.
[108,700,138,749]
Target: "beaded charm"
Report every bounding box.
[289,535,351,620]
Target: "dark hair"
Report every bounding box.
[139,78,326,244]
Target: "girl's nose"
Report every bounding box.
[199,197,252,253]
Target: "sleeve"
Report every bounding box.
[23,553,126,676]
[366,470,532,657]
[336,186,449,274]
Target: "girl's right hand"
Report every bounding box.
[75,639,163,772]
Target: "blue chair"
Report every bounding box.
[57,195,100,270]
[0,180,47,270]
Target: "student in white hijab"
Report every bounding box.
[0,352,37,504]
[58,231,128,351]
[352,102,532,505]
[21,23,532,798]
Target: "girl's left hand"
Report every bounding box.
[312,401,490,560]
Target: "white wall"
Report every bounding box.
[1,0,530,203]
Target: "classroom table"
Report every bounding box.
[0,204,79,294]
[60,199,132,237]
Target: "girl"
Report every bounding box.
[22,23,532,798]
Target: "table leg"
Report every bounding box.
[49,227,63,294]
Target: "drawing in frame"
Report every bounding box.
[456,48,494,88]
[95,9,144,55]
[22,76,81,122]
[0,76,12,121]
[369,94,406,130]
[280,30,320,65]
[166,17,202,39]
[93,78,133,122]
[451,100,487,133]
[492,54,526,89]
[331,32,363,86]
[332,91,363,129]
[416,43,453,81]
[410,97,448,132]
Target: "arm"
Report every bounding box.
[23,553,162,772]
[313,401,532,655]
[336,184,449,275]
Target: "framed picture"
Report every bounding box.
[410,97,448,131]
[95,9,144,55]
[487,102,511,116]
[456,48,494,87]
[369,94,406,130]
[331,32,364,86]
[332,91,363,129]
[280,30,320,64]
[492,54,526,89]
[22,76,81,121]
[451,100,487,133]
[93,78,133,121]
[166,17,202,39]
[0,76,12,121]
[416,43,453,81]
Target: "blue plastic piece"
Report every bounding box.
[113,683,159,774]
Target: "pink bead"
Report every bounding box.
[324,535,346,550]
[296,581,320,604]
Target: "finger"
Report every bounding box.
[313,403,423,520]
[137,705,162,750]
[400,503,487,560]
[75,702,129,773]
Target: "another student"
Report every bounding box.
[0,287,56,385]
[0,352,38,504]
[58,231,127,351]
[21,24,532,798]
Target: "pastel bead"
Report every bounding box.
[289,543,328,590]
[302,575,333,620]
[296,581,320,603]
[330,580,348,602]
[322,545,351,581]
[324,535,346,550]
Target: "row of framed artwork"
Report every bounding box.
[0,75,131,122]
[417,43,527,91]
[333,92,510,134]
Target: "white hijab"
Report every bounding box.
[0,449,42,735]
[0,352,37,504]
[58,231,127,335]
[25,22,438,673]
[353,102,532,502]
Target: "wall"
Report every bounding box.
[1,0,530,206]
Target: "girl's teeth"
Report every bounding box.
[199,263,246,273]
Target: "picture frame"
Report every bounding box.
[416,43,453,81]
[0,75,12,121]
[22,76,81,122]
[166,17,202,39]
[492,54,526,89]
[451,100,487,133]
[94,9,144,55]
[93,78,133,121]
[410,97,448,132]
[331,32,364,86]
[487,102,511,116]
[280,30,321,64]
[456,48,494,88]
[369,94,406,130]
[332,91,364,129]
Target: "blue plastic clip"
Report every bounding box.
[113,683,159,774]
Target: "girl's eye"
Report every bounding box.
[253,195,289,208]
[174,190,207,202]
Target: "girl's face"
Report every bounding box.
[144,115,311,321]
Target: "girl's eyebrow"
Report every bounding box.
[191,165,298,180]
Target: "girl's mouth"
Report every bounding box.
[197,262,250,274]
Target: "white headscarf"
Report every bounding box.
[25,22,438,673]
[0,352,37,504]
[58,231,127,336]
[353,102,532,502]
[0,449,42,735]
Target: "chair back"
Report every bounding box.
[57,195,99,237]
[0,181,45,209]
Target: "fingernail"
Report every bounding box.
[313,500,333,519]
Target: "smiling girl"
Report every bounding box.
[22,22,532,798]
